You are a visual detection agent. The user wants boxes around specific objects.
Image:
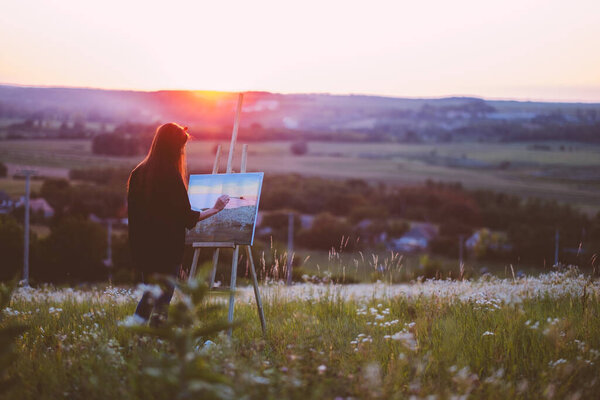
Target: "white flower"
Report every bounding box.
[390,331,417,351]
[118,314,147,327]
[548,359,567,368]
[317,365,327,374]
[482,331,495,336]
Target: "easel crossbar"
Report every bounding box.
[192,242,235,248]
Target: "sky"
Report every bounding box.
[188,173,262,210]
[1,0,599,102]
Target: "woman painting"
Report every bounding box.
[126,122,229,326]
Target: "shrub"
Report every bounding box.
[34,218,107,283]
[297,212,357,250]
[0,215,23,281]
[290,141,308,156]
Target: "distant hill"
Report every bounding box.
[1,84,599,142]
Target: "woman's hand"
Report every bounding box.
[213,194,230,211]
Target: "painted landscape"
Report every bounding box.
[186,173,263,245]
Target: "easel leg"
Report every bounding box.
[188,248,200,283]
[209,248,220,289]
[227,245,240,337]
[246,246,267,336]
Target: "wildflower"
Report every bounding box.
[548,359,567,368]
[482,331,495,336]
[118,314,147,327]
[390,331,417,351]
[317,365,327,374]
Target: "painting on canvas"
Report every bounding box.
[186,172,264,245]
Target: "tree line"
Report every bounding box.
[1,168,598,283]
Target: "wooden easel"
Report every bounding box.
[187,93,266,337]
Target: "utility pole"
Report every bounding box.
[18,169,37,286]
[554,228,560,266]
[286,212,294,286]
[104,219,114,283]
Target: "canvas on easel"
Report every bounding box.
[186,172,264,246]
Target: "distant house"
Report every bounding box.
[0,191,14,214]
[15,196,55,218]
[389,223,437,253]
[299,214,315,230]
[466,228,512,254]
[30,198,55,218]
[355,218,387,244]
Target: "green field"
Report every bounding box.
[2,270,599,399]
[0,178,43,198]
[1,139,599,213]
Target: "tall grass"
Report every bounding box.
[2,269,599,399]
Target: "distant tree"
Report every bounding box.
[69,167,131,188]
[92,133,141,156]
[261,211,301,233]
[349,205,385,223]
[297,212,356,250]
[0,162,6,178]
[290,141,308,156]
[35,218,107,283]
[40,178,71,215]
[111,234,136,283]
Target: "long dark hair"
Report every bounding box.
[128,122,190,194]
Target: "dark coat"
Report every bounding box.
[127,164,199,274]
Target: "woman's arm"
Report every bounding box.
[167,170,230,228]
[198,207,220,222]
[197,195,230,222]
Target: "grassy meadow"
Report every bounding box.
[2,268,599,399]
[1,135,599,399]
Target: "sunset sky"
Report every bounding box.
[188,173,263,210]
[1,0,599,102]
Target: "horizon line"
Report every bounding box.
[2,81,600,105]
